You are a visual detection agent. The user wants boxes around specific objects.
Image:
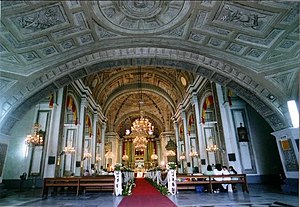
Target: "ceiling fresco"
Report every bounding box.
[0,1,299,134]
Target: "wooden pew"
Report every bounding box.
[176,174,249,193]
[177,174,210,191]
[42,175,115,198]
[79,175,115,194]
[210,174,249,193]
[42,177,80,197]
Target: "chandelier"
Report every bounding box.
[189,150,198,157]
[179,153,186,160]
[96,155,101,161]
[151,150,158,160]
[131,116,154,135]
[25,122,43,146]
[206,144,219,152]
[130,66,154,135]
[133,136,148,149]
[63,146,75,154]
[122,150,129,161]
[122,154,129,161]
[83,152,92,159]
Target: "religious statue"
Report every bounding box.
[237,123,249,142]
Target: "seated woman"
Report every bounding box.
[204,165,214,176]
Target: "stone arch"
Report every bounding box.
[0,47,290,134]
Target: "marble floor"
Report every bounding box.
[0,184,298,207]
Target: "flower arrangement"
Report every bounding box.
[122,179,135,196]
[114,163,122,171]
[168,162,177,170]
[122,167,134,172]
[146,178,168,195]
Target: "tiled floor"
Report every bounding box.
[0,184,298,207]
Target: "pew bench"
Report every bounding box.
[176,174,249,193]
[79,176,114,193]
[42,175,115,198]
[210,174,249,193]
[42,177,80,197]
[176,175,210,191]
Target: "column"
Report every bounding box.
[101,122,106,169]
[215,84,242,172]
[75,97,87,176]
[44,88,64,178]
[91,113,98,167]
[182,110,192,173]
[191,94,205,173]
[119,139,122,164]
[156,141,161,166]
[173,121,182,172]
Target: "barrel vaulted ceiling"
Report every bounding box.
[0,1,299,135]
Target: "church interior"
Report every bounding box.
[0,0,298,205]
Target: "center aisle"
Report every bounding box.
[118,178,177,207]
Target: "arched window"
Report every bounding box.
[188,113,195,135]
[85,115,92,137]
[201,95,215,123]
[179,122,184,141]
[65,95,78,124]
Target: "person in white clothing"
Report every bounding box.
[229,166,238,192]
[222,166,231,192]
[212,164,223,192]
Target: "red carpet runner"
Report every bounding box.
[118,178,177,207]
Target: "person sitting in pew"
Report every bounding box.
[212,164,224,193]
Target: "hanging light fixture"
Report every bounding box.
[151,149,158,160]
[179,153,186,161]
[166,150,176,157]
[189,148,198,157]
[25,122,43,146]
[130,66,154,135]
[83,152,92,160]
[206,144,219,152]
[122,154,129,161]
[122,150,129,161]
[63,139,75,154]
[63,145,76,154]
[133,136,148,149]
[205,135,220,152]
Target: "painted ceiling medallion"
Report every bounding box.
[92,0,192,34]
[180,76,187,86]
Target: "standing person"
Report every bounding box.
[229,166,238,192]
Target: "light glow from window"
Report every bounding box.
[287,100,299,128]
